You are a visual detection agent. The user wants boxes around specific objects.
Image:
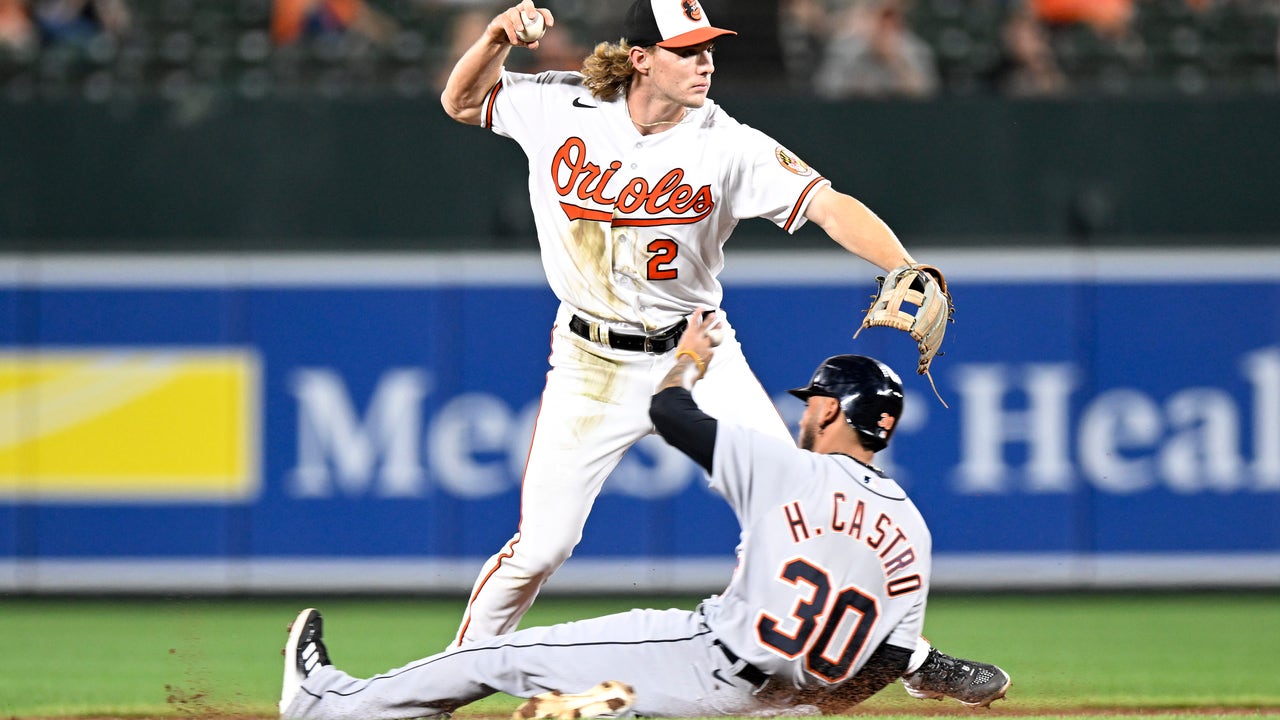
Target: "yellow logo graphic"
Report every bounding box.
[0,350,260,501]
[775,146,814,176]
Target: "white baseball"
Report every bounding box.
[705,325,724,346]
[515,12,545,43]
[701,311,724,346]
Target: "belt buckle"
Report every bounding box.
[648,319,683,354]
[647,326,675,353]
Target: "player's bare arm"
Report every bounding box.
[440,2,555,125]
[804,185,916,272]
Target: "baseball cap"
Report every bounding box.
[624,0,737,49]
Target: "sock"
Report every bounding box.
[906,636,934,675]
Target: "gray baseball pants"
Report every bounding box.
[284,607,794,719]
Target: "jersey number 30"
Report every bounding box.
[756,557,880,682]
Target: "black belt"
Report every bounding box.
[568,314,687,354]
[714,640,769,688]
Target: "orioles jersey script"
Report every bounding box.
[700,422,932,688]
[483,69,831,332]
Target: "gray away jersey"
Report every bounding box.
[699,423,932,692]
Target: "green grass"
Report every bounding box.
[896,593,1279,709]
[0,593,1277,718]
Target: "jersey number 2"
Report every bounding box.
[647,239,678,280]
[756,557,880,682]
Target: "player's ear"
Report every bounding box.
[815,397,843,429]
[629,45,651,74]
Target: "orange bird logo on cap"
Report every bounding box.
[681,0,702,21]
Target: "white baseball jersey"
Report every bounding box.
[482,69,831,332]
[453,68,836,648]
[700,422,931,689]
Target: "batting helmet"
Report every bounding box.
[788,355,904,451]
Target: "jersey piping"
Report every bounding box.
[317,629,718,699]
[481,78,504,129]
[784,176,829,233]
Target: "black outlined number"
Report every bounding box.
[756,558,880,682]
[647,238,678,280]
[807,586,879,680]
[758,559,829,656]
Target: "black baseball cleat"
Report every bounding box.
[280,608,332,716]
[513,680,636,720]
[902,648,1011,708]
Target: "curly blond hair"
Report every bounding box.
[581,39,641,100]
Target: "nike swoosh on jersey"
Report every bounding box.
[572,98,597,108]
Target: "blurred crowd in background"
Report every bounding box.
[0,0,1278,103]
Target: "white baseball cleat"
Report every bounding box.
[513,680,636,720]
[280,608,332,716]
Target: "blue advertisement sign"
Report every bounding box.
[0,250,1276,591]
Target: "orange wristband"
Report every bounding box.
[675,349,707,378]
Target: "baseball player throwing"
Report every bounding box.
[279,324,1007,719]
[438,0,1005,705]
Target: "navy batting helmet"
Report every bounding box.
[788,355,904,451]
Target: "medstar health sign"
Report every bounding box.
[0,250,1276,592]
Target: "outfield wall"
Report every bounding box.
[5,97,1280,248]
[0,248,1277,593]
